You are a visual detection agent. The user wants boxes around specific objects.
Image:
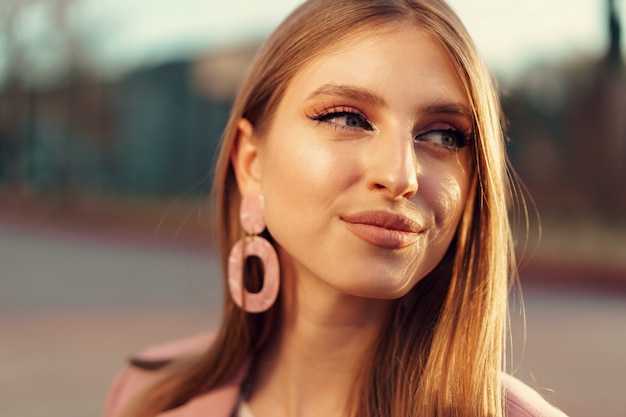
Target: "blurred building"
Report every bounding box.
[0,44,258,199]
[564,0,626,214]
[504,0,625,218]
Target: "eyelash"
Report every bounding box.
[413,128,472,152]
[309,107,472,151]
[309,107,374,132]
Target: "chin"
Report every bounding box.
[337,275,424,300]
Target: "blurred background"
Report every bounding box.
[0,0,625,416]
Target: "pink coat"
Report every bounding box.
[102,333,568,417]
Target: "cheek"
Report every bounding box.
[259,130,359,230]
[437,174,466,224]
[421,159,471,234]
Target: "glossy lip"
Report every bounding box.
[340,211,424,249]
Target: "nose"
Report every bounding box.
[366,132,418,199]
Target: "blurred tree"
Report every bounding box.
[606,0,623,69]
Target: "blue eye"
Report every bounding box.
[414,129,469,150]
[312,111,373,131]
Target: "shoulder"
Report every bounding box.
[130,332,216,363]
[502,373,569,417]
[102,332,216,417]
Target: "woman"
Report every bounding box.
[104,1,568,416]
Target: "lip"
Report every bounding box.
[341,211,424,249]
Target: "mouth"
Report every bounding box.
[340,211,424,249]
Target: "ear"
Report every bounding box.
[231,118,263,195]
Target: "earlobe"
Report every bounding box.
[231,118,263,195]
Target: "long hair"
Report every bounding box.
[122,1,514,416]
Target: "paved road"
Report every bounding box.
[1,223,625,417]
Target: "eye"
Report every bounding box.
[414,129,470,151]
[311,109,374,131]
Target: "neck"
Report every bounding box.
[247,257,394,417]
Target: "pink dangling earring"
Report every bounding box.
[227,194,279,313]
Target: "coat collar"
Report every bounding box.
[159,358,251,417]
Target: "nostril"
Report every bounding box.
[403,187,418,199]
[370,178,418,199]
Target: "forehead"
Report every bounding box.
[280,25,469,112]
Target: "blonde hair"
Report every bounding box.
[123,1,514,416]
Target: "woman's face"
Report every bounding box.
[238,26,473,300]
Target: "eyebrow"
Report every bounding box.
[306,84,387,108]
[421,101,473,123]
[306,83,473,122]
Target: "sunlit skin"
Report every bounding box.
[232,25,473,417]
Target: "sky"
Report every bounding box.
[1,0,624,87]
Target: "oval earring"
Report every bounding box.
[227,194,280,313]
